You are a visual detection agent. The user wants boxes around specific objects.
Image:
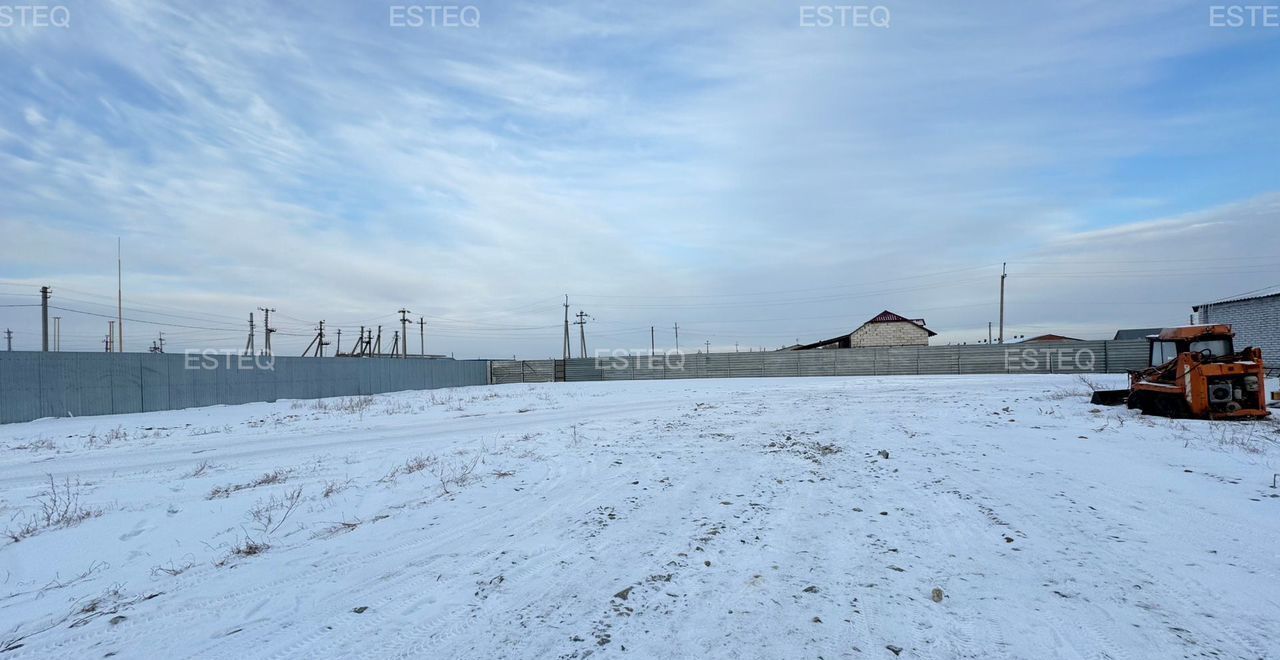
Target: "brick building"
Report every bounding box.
[792,310,936,350]
[1193,290,1280,365]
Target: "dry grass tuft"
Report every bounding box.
[5,475,103,543]
[207,468,292,499]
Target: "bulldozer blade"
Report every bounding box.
[1090,389,1130,406]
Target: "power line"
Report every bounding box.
[46,305,246,332]
[570,264,1001,299]
[49,295,244,329]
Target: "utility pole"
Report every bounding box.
[988,321,992,345]
[244,313,256,356]
[52,316,61,351]
[998,262,1006,344]
[259,307,276,356]
[335,328,342,355]
[650,326,655,356]
[562,295,571,360]
[103,333,110,352]
[374,326,383,355]
[705,340,710,354]
[4,328,11,351]
[673,322,680,353]
[418,317,425,356]
[574,310,589,358]
[149,332,165,353]
[303,321,329,357]
[398,309,411,358]
[355,326,366,356]
[117,238,124,352]
[107,320,114,352]
[391,331,400,357]
[39,286,50,351]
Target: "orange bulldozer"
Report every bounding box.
[1091,324,1269,419]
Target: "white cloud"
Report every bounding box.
[0,1,1276,355]
[22,107,46,127]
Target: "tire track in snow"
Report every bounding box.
[13,446,576,660]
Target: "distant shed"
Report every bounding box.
[1113,328,1162,341]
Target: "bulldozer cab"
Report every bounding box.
[1147,325,1235,367]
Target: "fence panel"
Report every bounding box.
[0,353,42,424]
[1,353,490,424]
[537,340,1150,385]
[77,353,117,417]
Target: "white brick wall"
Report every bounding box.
[1196,294,1280,366]
[848,321,930,348]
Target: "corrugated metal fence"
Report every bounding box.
[490,340,1149,384]
[0,352,490,424]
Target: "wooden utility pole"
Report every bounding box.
[244,313,256,356]
[998,262,1007,344]
[398,309,411,358]
[418,317,425,356]
[40,286,50,351]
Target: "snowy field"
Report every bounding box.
[1,375,1278,659]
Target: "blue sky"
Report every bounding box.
[1,1,1278,356]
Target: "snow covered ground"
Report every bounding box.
[0,375,1277,659]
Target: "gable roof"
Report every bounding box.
[1019,334,1083,343]
[861,310,937,337]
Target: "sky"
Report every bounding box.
[1,0,1278,358]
